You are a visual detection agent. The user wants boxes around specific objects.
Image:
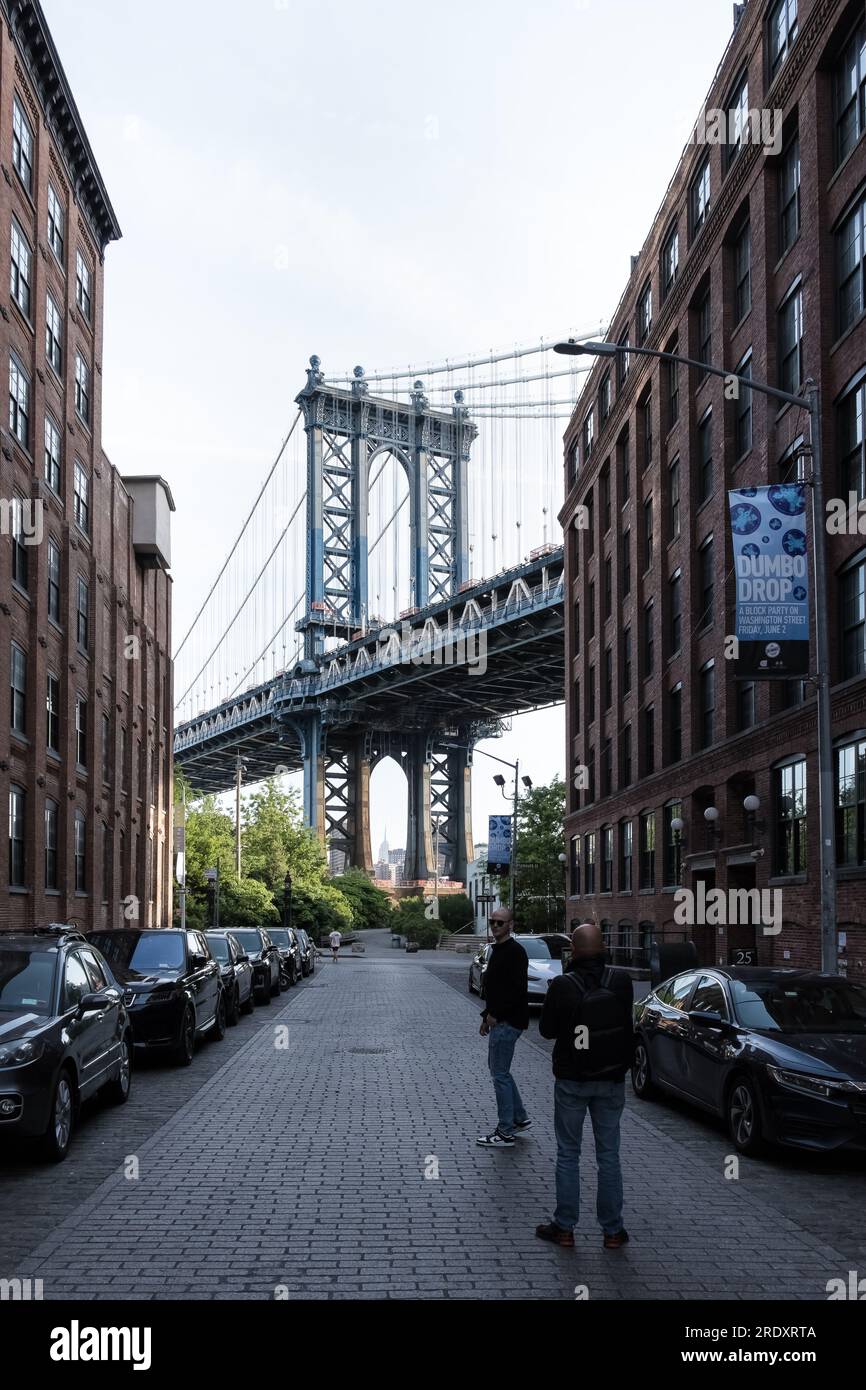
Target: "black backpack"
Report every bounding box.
[564,967,632,1078]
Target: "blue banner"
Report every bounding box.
[729,484,809,679]
[487,814,513,875]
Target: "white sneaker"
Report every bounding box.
[476,1129,516,1148]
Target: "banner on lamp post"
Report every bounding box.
[487,815,513,876]
[729,484,809,679]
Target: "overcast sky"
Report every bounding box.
[44,0,736,857]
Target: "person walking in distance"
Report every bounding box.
[535,922,634,1249]
[476,908,531,1148]
[329,928,342,963]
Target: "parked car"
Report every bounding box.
[205,930,254,1022]
[268,928,302,988]
[468,934,563,1003]
[632,965,866,1157]
[228,928,281,1004]
[88,928,225,1066]
[295,928,316,976]
[0,926,132,1161]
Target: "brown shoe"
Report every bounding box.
[535,1222,575,1248]
[603,1229,629,1249]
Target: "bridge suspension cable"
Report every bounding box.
[325,327,605,384]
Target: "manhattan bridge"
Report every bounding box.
[172,333,598,883]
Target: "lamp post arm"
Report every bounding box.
[597,342,808,412]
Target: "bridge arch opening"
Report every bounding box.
[369,753,408,886]
[368,448,412,626]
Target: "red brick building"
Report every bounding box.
[561,0,866,976]
[1,0,174,931]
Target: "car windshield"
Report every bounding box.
[269,931,289,947]
[0,947,56,1015]
[516,937,552,961]
[207,937,230,962]
[731,977,866,1033]
[542,936,571,960]
[91,933,186,972]
[232,931,262,952]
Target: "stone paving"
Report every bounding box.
[2,937,862,1300]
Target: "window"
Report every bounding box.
[690,157,711,239]
[643,496,654,571]
[667,356,679,429]
[587,581,596,639]
[735,353,753,457]
[837,735,866,867]
[697,410,713,505]
[10,219,31,318]
[621,722,633,787]
[622,528,631,595]
[47,539,61,623]
[726,73,749,169]
[570,835,581,896]
[585,832,597,894]
[9,352,30,447]
[567,441,579,491]
[620,819,633,892]
[644,702,655,775]
[47,673,60,753]
[102,713,112,785]
[572,599,580,648]
[571,678,580,737]
[839,378,866,500]
[74,811,87,893]
[12,97,33,192]
[779,284,803,394]
[601,738,612,798]
[76,577,89,652]
[780,433,806,484]
[775,757,807,874]
[836,18,866,167]
[582,409,595,464]
[62,951,89,1007]
[102,825,113,905]
[75,250,92,321]
[838,193,866,335]
[639,393,653,470]
[643,599,655,677]
[44,415,61,494]
[47,183,65,263]
[11,496,27,589]
[585,492,595,556]
[75,695,87,768]
[618,429,630,501]
[669,456,681,538]
[601,826,614,892]
[588,663,596,722]
[841,550,866,678]
[603,556,612,618]
[638,280,653,345]
[586,745,595,803]
[669,683,683,762]
[639,811,656,889]
[691,975,729,1019]
[780,134,800,256]
[669,570,682,654]
[11,642,26,735]
[46,292,63,374]
[616,328,630,389]
[661,225,679,300]
[599,372,611,425]
[699,660,716,748]
[622,626,632,694]
[601,463,611,533]
[697,289,712,378]
[45,798,59,890]
[603,646,612,709]
[769,0,798,79]
[74,460,90,535]
[9,786,25,887]
[75,353,91,425]
[738,679,757,731]
[664,801,683,885]
[734,219,751,322]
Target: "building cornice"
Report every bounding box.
[3,0,121,254]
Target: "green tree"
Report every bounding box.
[332,870,393,931]
[500,776,566,932]
[437,893,474,932]
[221,876,279,927]
[395,895,441,949]
[241,780,329,891]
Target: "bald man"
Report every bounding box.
[535,923,634,1249]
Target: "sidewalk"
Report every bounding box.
[19,953,846,1299]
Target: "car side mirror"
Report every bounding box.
[79,990,109,1014]
[239,952,249,962]
[688,1009,725,1029]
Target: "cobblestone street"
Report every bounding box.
[2,936,864,1300]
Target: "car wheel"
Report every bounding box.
[241,983,255,1014]
[727,1075,766,1157]
[105,1034,132,1105]
[279,964,290,991]
[227,987,240,1026]
[211,993,227,1041]
[40,1068,75,1162]
[630,1039,657,1099]
[174,1006,196,1066]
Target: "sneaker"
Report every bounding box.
[535,1222,575,1248]
[603,1229,630,1250]
[476,1129,516,1148]
[514,1119,533,1135]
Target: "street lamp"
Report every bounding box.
[704,805,722,845]
[555,337,837,973]
[442,742,524,915]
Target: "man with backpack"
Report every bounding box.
[535,922,634,1249]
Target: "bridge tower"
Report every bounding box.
[292,358,478,884]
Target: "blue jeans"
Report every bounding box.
[553,1078,625,1234]
[487,1022,527,1137]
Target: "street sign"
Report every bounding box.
[729,484,809,679]
[173,824,185,853]
[204,867,218,883]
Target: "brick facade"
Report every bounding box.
[0,1,173,931]
[561,0,866,977]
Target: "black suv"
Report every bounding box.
[228,929,281,1004]
[0,926,132,1161]
[89,928,225,1066]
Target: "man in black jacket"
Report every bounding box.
[535,922,634,1249]
[476,909,530,1149]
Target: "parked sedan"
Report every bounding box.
[228,929,281,1004]
[295,928,316,977]
[632,966,866,1157]
[89,928,225,1066]
[0,926,132,1161]
[205,931,254,1023]
[268,928,302,988]
[468,935,563,1003]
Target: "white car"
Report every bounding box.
[469,934,567,1004]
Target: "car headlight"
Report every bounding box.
[766,1065,866,1099]
[0,1039,45,1068]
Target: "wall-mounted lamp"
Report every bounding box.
[703,805,721,843]
[743,794,766,844]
